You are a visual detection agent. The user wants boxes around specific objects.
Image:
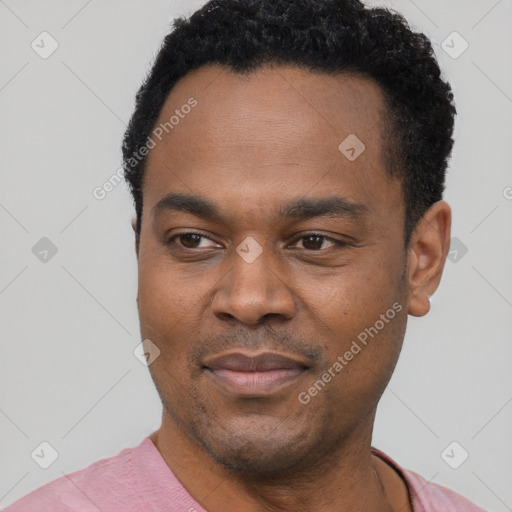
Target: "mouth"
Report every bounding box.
[203,352,310,396]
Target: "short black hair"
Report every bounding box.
[122,0,456,244]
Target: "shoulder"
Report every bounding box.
[403,468,487,512]
[3,439,151,512]
[372,447,488,512]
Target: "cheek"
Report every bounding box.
[136,249,220,374]
[306,274,407,428]
[137,244,204,331]
[307,251,407,378]
[136,268,197,407]
[308,252,404,328]
[138,272,180,334]
[136,263,192,371]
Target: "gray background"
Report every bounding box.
[1,0,511,510]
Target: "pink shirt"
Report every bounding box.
[4,437,486,511]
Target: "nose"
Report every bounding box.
[211,244,296,326]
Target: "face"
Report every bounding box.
[136,64,410,474]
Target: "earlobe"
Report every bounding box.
[135,234,140,259]
[131,216,140,259]
[406,201,451,317]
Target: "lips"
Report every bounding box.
[206,353,308,372]
[204,352,309,395]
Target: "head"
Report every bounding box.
[123,0,455,475]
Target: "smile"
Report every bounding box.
[203,352,310,396]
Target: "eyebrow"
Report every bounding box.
[279,197,368,220]
[152,192,368,223]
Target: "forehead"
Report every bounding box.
[142,64,401,223]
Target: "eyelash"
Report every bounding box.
[165,231,348,251]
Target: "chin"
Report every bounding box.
[203,434,311,475]
[191,413,322,475]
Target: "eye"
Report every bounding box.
[167,232,221,249]
[290,233,346,251]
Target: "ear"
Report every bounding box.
[131,215,140,259]
[406,201,451,317]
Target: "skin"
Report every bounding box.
[134,64,451,512]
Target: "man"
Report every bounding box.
[5,0,486,510]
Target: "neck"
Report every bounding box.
[151,410,400,512]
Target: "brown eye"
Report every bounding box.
[166,232,221,249]
[302,235,325,250]
[179,233,203,248]
[293,234,342,251]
